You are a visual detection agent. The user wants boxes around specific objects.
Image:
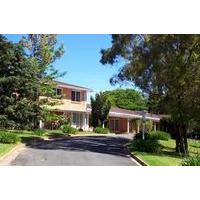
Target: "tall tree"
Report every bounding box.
[90,92,111,128]
[100,34,200,156]
[103,89,147,110]
[20,34,65,128]
[0,35,42,129]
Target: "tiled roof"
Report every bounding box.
[55,81,92,92]
[87,104,162,121]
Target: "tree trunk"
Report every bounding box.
[175,123,189,156]
[33,90,39,129]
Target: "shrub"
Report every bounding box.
[49,132,65,138]
[149,131,171,141]
[182,155,200,166]
[0,132,20,144]
[61,124,77,134]
[130,138,162,153]
[146,120,153,133]
[34,129,46,136]
[134,132,149,140]
[94,127,110,134]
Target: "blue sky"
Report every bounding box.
[5,34,132,96]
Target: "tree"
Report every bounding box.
[100,34,200,156]
[90,92,111,128]
[20,34,65,128]
[103,89,147,110]
[0,35,42,129]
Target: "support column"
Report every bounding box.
[39,120,44,129]
[127,118,130,133]
[137,123,140,133]
[87,113,89,131]
[70,112,73,126]
[154,122,157,131]
[82,113,86,130]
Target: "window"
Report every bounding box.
[109,119,120,132]
[71,91,80,101]
[54,88,62,96]
[72,112,80,126]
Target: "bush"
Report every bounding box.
[0,132,20,144]
[61,124,77,134]
[130,138,162,153]
[182,155,200,166]
[149,131,171,141]
[34,129,46,136]
[94,127,110,134]
[134,132,149,140]
[146,120,153,133]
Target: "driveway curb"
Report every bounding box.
[123,144,141,166]
[69,133,116,137]
[0,143,26,165]
[124,144,148,166]
[130,153,148,166]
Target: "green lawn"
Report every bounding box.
[132,139,200,166]
[0,130,43,159]
[0,143,16,157]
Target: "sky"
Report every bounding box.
[5,34,132,96]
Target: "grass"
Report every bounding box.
[0,130,43,159]
[131,139,200,166]
[0,143,16,157]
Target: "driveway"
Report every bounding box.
[10,135,139,166]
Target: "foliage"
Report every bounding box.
[43,110,66,129]
[0,132,20,144]
[0,35,65,130]
[90,92,111,128]
[181,155,200,166]
[34,129,46,136]
[94,127,110,134]
[134,132,149,140]
[103,89,147,110]
[130,138,162,153]
[132,139,200,166]
[101,34,200,156]
[145,120,153,133]
[0,35,42,129]
[44,111,65,123]
[149,131,171,141]
[19,34,65,128]
[61,124,77,134]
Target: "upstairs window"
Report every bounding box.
[71,91,80,102]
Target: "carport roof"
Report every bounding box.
[87,104,162,121]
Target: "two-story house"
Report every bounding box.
[42,81,92,131]
[43,80,161,133]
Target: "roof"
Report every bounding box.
[55,81,93,92]
[86,104,161,121]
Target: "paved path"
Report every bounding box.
[10,135,139,166]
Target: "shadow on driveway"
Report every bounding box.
[21,136,131,158]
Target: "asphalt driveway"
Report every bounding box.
[10,135,139,166]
